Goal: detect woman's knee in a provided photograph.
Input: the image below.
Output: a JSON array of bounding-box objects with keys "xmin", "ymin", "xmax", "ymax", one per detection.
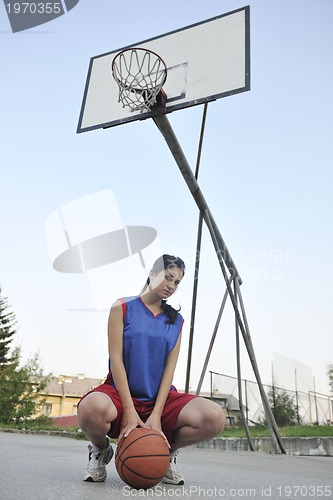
[
  {"xmin": 78, "ymin": 392, "xmax": 117, "ymax": 426},
  {"xmin": 208, "ymin": 402, "xmax": 225, "ymax": 434},
  {"xmin": 179, "ymin": 397, "xmax": 225, "ymax": 435},
  {"xmin": 197, "ymin": 399, "xmax": 225, "ymax": 435}
]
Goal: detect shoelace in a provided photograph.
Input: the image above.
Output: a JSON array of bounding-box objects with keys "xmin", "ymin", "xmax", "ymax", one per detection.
[
  {"xmin": 169, "ymin": 451, "xmax": 179, "ymax": 469},
  {"xmin": 88, "ymin": 448, "xmax": 99, "ymax": 461},
  {"xmin": 89, "ymin": 440, "xmax": 110, "ymax": 459}
]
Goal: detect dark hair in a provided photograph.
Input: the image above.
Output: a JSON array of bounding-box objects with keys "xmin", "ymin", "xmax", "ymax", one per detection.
[{"xmin": 141, "ymin": 254, "xmax": 185, "ymax": 324}]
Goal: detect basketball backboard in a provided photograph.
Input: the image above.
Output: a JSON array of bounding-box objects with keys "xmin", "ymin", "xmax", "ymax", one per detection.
[{"xmin": 77, "ymin": 6, "xmax": 250, "ymax": 133}]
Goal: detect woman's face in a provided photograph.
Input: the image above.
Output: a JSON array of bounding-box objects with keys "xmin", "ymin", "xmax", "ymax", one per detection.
[{"xmin": 149, "ymin": 266, "xmax": 184, "ymax": 299}]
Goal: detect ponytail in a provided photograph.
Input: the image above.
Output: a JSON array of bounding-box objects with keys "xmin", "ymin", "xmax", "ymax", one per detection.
[
  {"xmin": 140, "ymin": 277, "xmax": 150, "ymax": 294},
  {"xmin": 161, "ymin": 300, "xmax": 179, "ymax": 325}
]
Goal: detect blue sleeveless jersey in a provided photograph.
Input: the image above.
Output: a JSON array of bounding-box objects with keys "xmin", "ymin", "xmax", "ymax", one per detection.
[{"xmin": 112, "ymin": 296, "xmax": 184, "ymax": 401}]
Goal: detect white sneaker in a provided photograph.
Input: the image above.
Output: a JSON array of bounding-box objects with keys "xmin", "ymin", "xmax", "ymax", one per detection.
[
  {"xmin": 162, "ymin": 449, "xmax": 184, "ymax": 485},
  {"xmin": 83, "ymin": 441, "xmax": 114, "ymax": 482}
]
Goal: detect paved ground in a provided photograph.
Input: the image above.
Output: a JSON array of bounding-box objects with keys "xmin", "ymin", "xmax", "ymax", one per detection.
[{"xmin": 1, "ymin": 431, "xmax": 332, "ymax": 500}]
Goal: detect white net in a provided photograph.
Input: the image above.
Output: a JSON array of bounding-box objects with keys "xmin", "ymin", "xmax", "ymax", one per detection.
[{"xmin": 112, "ymin": 48, "xmax": 167, "ymax": 112}]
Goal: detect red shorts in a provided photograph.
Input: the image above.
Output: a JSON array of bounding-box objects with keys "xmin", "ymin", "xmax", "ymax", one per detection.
[{"xmin": 78, "ymin": 383, "xmax": 197, "ymax": 445}]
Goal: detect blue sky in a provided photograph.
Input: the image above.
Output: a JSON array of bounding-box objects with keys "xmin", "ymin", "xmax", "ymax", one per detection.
[{"xmin": 1, "ymin": 0, "xmax": 332, "ymax": 396}]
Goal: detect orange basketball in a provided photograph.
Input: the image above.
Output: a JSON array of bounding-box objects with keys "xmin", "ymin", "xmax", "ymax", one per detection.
[{"xmin": 115, "ymin": 427, "xmax": 170, "ymax": 489}]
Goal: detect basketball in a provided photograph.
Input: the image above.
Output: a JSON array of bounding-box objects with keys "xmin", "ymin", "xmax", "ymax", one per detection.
[{"xmin": 115, "ymin": 427, "xmax": 170, "ymax": 489}]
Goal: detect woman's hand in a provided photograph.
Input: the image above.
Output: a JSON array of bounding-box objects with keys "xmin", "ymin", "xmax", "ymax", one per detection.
[
  {"xmin": 144, "ymin": 413, "xmax": 170, "ymax": 448},
  {"xmin": 117, "ymin": 409, "xmax": 148, "ymax": 443}
]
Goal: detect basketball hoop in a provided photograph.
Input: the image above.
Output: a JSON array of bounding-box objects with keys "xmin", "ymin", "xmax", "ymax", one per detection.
[{"xmin": 111, "ymin": 48, "xmax": 168, "ymax": 113}]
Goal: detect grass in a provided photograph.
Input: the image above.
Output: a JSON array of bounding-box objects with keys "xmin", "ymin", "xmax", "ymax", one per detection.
[
  {"xmin": 221, "ymin": 425, "xmax": 333, "ymax": 438},
  {"xmin": 1, "ymin": 418, "xmax": 332, "ymax": 440}
]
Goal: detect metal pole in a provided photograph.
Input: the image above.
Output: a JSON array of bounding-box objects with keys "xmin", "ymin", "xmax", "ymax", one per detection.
[
  {"xmin": 245, "ymin": 378, "xmax": 249, "ymax": 424},
  {"xmin": 185, "ymin": 214, "xmax": 202, "ymax": 393},
  {"xmin": 185, "ymin": 103, "xmax": 208, "ymax": 393},
  {"xmin": 153, "ymin": 114, "xmax": 241, "ymax": 282},
  {"xmin": 234, "ymin": 279, "xmax": 255, "ymax": 451},
  {"xmin": 234, "ymin": 279, "xmax": 286, "ymax": 454},
  {"xmin": 195, "ymin": 284, "xmax": 230, "ymax": 395},
  {"xmin": 308, "ymin": 391, "xmax": 313, "ymax": 425},
  {"xmin": 295, "ymin": 369, "xmax": 300, "ymax": 425},
  {"xmin": 313, "ymin": 376, "xmax": 319, "ymax": 424},
  {"xmin": 153, "ymin": 113, "xmax": 286, "ymax": 454},
  {"xmin": 272, "ymin": 362, "xmax": 276, "ymax": 415},
  {"xmin": 194, "ymin": 104, "xmax": 208, "ymax": 180},
  {"xmin": 205, "ymin": 209, "xmax": 285, "ymax": 453}
]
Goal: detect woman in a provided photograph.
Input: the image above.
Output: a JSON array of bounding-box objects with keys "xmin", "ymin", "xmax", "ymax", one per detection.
[{"xmin": 77, "ymin": 254, "xmax": 225, "ymax": 484}]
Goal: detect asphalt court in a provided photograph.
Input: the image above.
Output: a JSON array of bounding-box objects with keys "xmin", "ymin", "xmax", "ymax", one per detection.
[{"xmin": 1, "ymin": 431, "xmax": 332, "ymax": 499}]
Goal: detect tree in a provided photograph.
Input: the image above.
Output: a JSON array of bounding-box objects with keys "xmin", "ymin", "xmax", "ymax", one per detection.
[
  {"xmin": 0, "ymin": 287, "xmax": 52, "ymax": 425},
  {"xmin": 265, "ymin": 387, "xmax": 300, "ymax": 427},
  {"xmin": 327, "ymin": 362, "xmax": 333, "ymax": 396},
  {"xmin": 0, "ymin": 287, "xmax": 17, "ymax": 367},
  {"xmin": 0, "ymin": 346, "xmax": 51, "ymax": 425}
]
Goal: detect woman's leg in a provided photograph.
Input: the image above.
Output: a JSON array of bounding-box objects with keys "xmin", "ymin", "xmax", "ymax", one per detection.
[
  {"xmin": 77, "ymin": 392, "xmax": 118, "ymax": 449},
  {"xmin": 162, "ymin": 397, "xmax": 225, "ymax": 485},
  {"xmin": 172, "ymin": 397, "xmax": 225, "ymax": 449}
]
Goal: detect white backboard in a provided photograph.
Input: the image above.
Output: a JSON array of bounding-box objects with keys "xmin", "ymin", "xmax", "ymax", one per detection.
[{"xmin": 77, "ymin": 6, "xmax": 250, "ymax": 133}]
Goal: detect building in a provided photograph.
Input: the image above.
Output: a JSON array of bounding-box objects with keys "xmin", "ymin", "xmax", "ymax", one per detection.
[
  {"xmin": 195, "ymin": 390, "xmax": 247, "ymax": 426},
  {"xmin": 38, "ymin": 374, "xmax": 105, "ymax": 427},
  {"xmin": 38, "ymin": 375, "xmax": 245, "ymax": 428}
]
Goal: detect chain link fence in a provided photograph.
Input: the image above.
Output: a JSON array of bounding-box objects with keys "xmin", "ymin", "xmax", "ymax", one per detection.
[{"xmin": 210, "ymin": 371, "xmax": 333, "ymax": 426}]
